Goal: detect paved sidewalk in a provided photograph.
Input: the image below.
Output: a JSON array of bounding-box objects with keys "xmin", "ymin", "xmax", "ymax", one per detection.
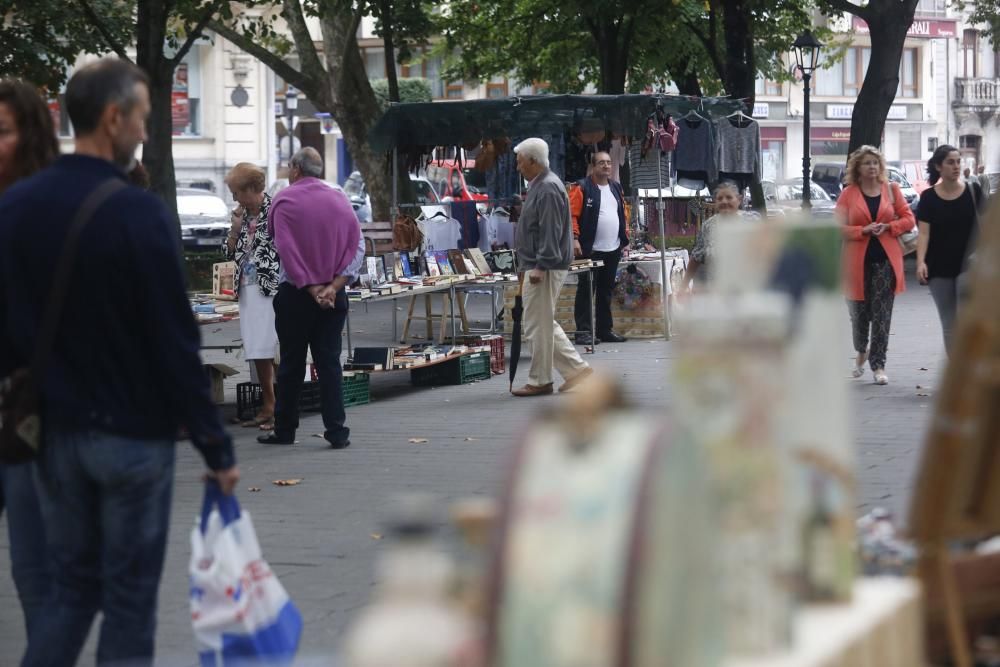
[{"xmin": 0, "ymin": 267, "xmax": 946, "ymax": 664}]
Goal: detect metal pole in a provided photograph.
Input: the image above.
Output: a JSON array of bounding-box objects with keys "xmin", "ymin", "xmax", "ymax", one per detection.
[
  {"xmin": 392, "ymin": 147, "xmax": 399, "ymax": 220},
  {"xmin": 656, "ymin": 141, "xmax": 671, "ymax": 341},
  {"xmin": 802, "ymin": 71, "xmax": 813, "ymax": 210}
]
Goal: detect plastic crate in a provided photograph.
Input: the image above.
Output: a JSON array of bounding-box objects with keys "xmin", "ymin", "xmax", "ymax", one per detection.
[
  {"xmin": 236, "ymin": 376, "xmax": 368, "ymax": 421},
  {"xmin": 464, "ymin": 335, "xmax": 505, "ymax": 375},
  {"xmin": 342, "ymin": 372, "xmax": 371, "ymax": 407},
  {"xmin": 410, "ymin": 352, "xmax": 492, "ymax": 386}
]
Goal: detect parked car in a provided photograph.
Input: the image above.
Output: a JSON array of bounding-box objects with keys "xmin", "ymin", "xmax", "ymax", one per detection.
[
  {"xmin": 761, "ymin": 179, "xmax": 837, "ymax": 219},
  {"xmin": 809, "ymin": 162, "xmax": 919, "ymax": 212},
  {"xmin": 889, "ymin": 160, "xmax": 930, "ymax": 194},
  {"xmin": 178, "ymin": 188, "xmax": 230, "ymax": 250},
  {"xmin": 345, "ymin": 171, "xmax": 447, "ymax": 222}
]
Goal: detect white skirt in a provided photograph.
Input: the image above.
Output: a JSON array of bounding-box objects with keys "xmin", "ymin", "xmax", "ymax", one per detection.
[{"xmin": 238, "ymin": 284, "xmax": 278, "ymax": 360}]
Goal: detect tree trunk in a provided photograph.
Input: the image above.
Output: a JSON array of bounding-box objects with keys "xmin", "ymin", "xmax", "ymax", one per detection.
[
  {"xmin": 142, "ymin": 72, "xmax": 181, "ymax": 227},
  {"xmin": 379, "ymin": 0, "xmax": 400, "ymax": 102},
  {"xmin": 668, "ymin": 55, "xmax": 704, "ymax": 97},
  {"xmin": 848, "ymin": 7, "xmax": 915, "ymax": 153},
  {"xmin": 136, "ymin": 0, "xmax": 179, "ymax": 228},
  {"xmin": 720, "ymin": 0, "xmax": 756, "ymax": 107},
  {"xmin": 321, "ymin": 12, "xmax": 398, "ymax": 221}
]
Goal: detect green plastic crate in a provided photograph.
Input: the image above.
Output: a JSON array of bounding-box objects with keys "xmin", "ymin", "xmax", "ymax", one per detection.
[
  {"xmin": 237, "ymin": 374, "xmax": 369, "ymax": 420},
  {"xmin": 342, "ymin": 372, "xmax": 371, "ymax": 407},
  {"xmin": 410, "ymin": 352, "xmax": 492, "ymax": 386}
]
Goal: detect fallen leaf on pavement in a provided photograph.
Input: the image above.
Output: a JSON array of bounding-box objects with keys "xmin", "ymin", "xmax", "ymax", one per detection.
[
  {"xmin": 370, "ymin": 533, "xmax": 383, "ymax": 540},
  {"xmin": 919, "ymin": 367, "xmax": 929, "ymax": 371},
  {"xmin": 248, "ymin": 487, "xmax": 261, "ymax": 492},
  {"xmin": 917, "ymin": 393, "xmax": 930, "ymax": 397},
  {"xmin": 273, "ymin": 478, "xmax": 303, "ymax": 486},
  {"xmin": 408, "ymin": 437, "xmax": 429, "ymax": 444}
]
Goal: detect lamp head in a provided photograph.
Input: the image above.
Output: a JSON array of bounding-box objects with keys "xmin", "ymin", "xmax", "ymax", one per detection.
[{"xmin": 793, "ymin": 30, "xmax": 823, "ymax": 74}]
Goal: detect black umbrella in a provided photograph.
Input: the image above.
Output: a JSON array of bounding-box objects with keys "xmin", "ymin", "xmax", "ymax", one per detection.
[{"xmin": 509, "ymin": 274, "xmax": 525, "ymax": 392}]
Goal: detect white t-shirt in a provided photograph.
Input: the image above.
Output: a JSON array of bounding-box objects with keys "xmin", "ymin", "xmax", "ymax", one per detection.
[{"xmin": 592, "ymin": 184, "xmax": 621, "ymax": 252}]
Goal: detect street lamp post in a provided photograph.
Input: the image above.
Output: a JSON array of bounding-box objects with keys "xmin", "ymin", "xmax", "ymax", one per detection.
[
  {"xmin": 285, "ymin": 86, "xmax": 299, "ymax": 168},
  {"xmin": 793, "ymin": 30, "xmax": 823, "ymax": 210}
]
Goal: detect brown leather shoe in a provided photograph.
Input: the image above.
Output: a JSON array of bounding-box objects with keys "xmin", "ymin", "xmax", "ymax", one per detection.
[
  {"xmin": 558, "ymin": 366, "xmax": 594, "ymax": 393},
  {"xmin": 511, "ymin": 383, "xmax": 554, "ymax": 397}
]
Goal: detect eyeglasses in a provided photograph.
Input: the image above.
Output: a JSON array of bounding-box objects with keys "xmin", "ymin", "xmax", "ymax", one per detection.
[{"xmin": 594, "ymin": 160, "xmax": 613, "ymax": 166}]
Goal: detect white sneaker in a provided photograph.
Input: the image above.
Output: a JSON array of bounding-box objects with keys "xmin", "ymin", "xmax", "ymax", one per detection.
[
  {"xmin": 852, "ymin": 351, "xmax": 868, "ymax": 378},
  {"xmin": 873, "ymin": 369, "xmax": 889, "ymax": 385}
]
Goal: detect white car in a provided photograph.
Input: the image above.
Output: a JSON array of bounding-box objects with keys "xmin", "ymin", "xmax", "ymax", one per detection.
[
  {"xmin": 178, "ymin": 189, "xmax": 230, "ymax": 250},
  {"xmin": 345, "ymin": 172, "xmax": 447, "ymax": 222}
]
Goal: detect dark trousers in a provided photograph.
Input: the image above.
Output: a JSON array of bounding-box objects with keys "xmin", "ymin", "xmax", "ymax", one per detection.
[
  {"xmin": 273, "ymin": 283, "xmax": 350, "ymax": 445},
  {"xmin": 574, "ymin": 248, "xmax": 621, "ymax": 335},
  {"xmin": 847, "ymin": 260, "xmax": 896, "ymax": 371}
]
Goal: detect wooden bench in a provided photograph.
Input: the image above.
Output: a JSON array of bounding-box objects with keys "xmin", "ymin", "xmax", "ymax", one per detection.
[{"xmin": 360, "ymin": 220, "xmax": 394, "ymax": 256}]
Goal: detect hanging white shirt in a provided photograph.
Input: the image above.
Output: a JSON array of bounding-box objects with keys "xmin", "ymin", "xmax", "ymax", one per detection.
[
  {"xmin": 421, "ymin": 216, "xmax": 462, "ymax": 251},
  {"xmin": 591, "ymin": 184, "xmax": 621, "ymax": 252}
]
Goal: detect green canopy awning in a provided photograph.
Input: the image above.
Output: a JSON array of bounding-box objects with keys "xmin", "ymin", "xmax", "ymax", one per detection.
[{"xmin": 368, "ymin": 94, "xmax": 746, "ymax": 153}]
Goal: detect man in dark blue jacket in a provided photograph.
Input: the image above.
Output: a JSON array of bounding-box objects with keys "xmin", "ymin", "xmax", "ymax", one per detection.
[
  {"xmin": 569, "ymin": 151, "xmax": 629, "ymax": 345},
  {"xmin": 0, "ymin": 58, "xmax": 239, "ymax": 666}
]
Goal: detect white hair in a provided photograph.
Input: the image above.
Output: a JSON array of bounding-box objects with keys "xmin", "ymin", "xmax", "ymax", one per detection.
[
  {"xmin": 513, "ymin": 138, "xmax": 550, "ymax": 169},
  {"xmin": 291, "ymin": 147, "xmax": 324, "ymax": 178}
]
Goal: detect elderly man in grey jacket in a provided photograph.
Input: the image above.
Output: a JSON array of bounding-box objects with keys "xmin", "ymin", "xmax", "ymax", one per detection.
[{"xmin": 511, "ymin": 138, "xmax": 593, "ymax": 397}]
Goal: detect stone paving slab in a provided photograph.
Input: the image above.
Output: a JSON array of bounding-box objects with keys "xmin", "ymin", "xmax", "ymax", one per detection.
[{"xmin": 0, "ymin": 267, "xmax": 947, "ymax": 663}]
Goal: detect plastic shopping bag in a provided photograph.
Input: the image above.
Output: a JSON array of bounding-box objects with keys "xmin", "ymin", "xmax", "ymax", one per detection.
[{"xmin": 190, "ymin": 481, "xmax": 303, "ymax": 666}]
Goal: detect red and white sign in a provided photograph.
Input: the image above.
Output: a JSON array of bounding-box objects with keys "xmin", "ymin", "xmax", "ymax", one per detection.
[
  {"xmin": 852, "ymin": 16, "xmax": 957, "ymax": 39},
  {"xmin": 760, "ymin": 127, "xmax": 787, "ymax": 141}
]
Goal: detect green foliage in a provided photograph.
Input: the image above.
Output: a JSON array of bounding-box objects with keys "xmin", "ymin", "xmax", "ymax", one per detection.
[
  {"xmin": 0, "ymin": 0, "xmax": 131, "ymax": 89},
  {"xmin": 964, "ymin": 0, "xmax": 1000, "ymax": 41},
  {"xmin": 371, "ymin": 78, "xmax": 433, "ymax": 108},
  {"xmin": 437, "ymin": 0, "xmax": 821, "ymax": 97}
]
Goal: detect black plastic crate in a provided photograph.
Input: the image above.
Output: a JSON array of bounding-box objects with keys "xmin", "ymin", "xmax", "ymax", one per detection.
[
  {"xmin": 236, "ymin": 376, "xmax": 368, "ymax": 420},
  {"xmin": 410, "ymin": 352, "xmax": 492, "ymax": 387}
]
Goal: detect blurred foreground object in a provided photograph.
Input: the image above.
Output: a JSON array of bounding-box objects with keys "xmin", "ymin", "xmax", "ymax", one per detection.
[
  {"xmin": 488, "ymin": 372, "xmax": 721, "ymax": 667},
  {"xmin": 910, "ymin": 193, "xmax": 1000, "ymax": 667},
  {"xmin": 343, "ymin": 495, "xmax": 481, "ymax": 667}
]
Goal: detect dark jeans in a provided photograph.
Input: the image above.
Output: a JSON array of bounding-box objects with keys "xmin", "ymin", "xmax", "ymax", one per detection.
[
  {"xmin": 273, "ymin": 283, "xmax": 350, "ymax": 445},
  {"xmin": 0, "ymin": 462, "xmax": 50, "ymax": 643},
  {"xmin": 574, "ymin": 248, "xmax": 622, "ymax": 335},
  {"xmin": 23, "ymin": 428, "xmax": 175, "ymax": 667}
]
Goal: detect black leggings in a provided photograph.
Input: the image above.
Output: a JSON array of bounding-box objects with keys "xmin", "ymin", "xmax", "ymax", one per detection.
[{"xmin": 848, "ymin": 260, "xmax": 896, "ymax": 370}]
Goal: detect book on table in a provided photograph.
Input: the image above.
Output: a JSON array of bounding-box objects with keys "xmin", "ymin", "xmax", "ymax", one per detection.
[
  {"xmin": 434, "ymin": 250, "xmax": 454, "ymax": 275},
  {"xmin": 448, "ymin": 249, "xmax": 470, "ymax": 275},
  {"xmin": 424, "ymin": 251, "xmax": 441, "ymax": 276},
  {"xmin": 467, "ymin": 248, "xmax": 492, "ymax": 275},
  {"xmin": 351, "ymin": 347, "xmax": 394, "ymax": 370}
]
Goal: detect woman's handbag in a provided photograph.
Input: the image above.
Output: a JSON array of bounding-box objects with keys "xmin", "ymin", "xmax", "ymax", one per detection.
[
  {"xmin": 0, "ymin": 179, "xmax": 124, "ymax": 464},
  {"xmin": 888, "ymin": 183, "xmax": 919, "ymax": 255}
]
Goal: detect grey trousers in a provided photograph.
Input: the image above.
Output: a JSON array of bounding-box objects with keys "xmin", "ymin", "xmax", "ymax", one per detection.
[{"xmin": 928, "ymin": 276, "xmax": 963, "ymax": 353}]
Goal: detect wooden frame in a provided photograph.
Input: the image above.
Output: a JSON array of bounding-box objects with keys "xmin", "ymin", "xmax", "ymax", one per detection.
[{"xmin": 909, "ymin": 196, "xmax": 1000, "ymax": 667}]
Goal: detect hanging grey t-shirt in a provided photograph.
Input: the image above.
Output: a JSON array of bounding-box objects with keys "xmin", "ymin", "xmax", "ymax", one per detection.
[
  {"xmin": 629, "ymin": 142, "xmax": 670, "ymax": 190},
  {"xmin": 717, "ymin": 118, "xmax": 761, "ymax": 180}
]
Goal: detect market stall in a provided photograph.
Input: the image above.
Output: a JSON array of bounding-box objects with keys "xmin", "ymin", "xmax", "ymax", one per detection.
[{"xmin": 368, "ymin": 93, "xmax": 757, "ymax": 340}]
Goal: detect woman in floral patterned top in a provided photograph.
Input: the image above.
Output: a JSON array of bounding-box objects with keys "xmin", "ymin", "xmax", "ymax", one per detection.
[
  {"xmin": 225, "ymin": 163, "xmax": 281, "ymax": 428},
  {"xmin": 683, "ymin": 182, "xmax": 748, "ymax": 288}
]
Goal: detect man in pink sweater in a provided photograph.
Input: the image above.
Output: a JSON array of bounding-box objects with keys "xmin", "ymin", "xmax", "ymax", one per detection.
[{"xmin": 258, "ymin": 147, "xmax": 364, "ymax": 447}]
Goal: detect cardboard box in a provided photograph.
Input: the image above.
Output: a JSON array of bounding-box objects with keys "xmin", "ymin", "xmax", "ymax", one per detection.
[{"xmin": 212, "ymin": 262, "xmax": 236, "ymax": 297}]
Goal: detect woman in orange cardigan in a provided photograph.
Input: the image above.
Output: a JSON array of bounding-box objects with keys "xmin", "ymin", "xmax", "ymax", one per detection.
[{"xmin": 836, "ymin": 146, "xmax": 915, "ymax": 385}]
